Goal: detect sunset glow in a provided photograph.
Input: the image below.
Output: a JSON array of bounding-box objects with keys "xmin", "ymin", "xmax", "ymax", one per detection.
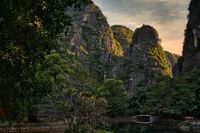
[{"xmin": 93, "ymin": 0, "xmax": 190, "ymax": 55}]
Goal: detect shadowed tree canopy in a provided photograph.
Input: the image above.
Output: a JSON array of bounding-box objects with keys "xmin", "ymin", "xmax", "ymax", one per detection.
[{"xmin": 0, "ymin": 0, "xmax": 91, "ymax": 120}]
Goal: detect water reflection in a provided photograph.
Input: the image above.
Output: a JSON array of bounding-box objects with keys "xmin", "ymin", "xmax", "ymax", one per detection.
[
  {"xmin": 12, "ymin": 122, "xmax": 199, "ymax": 133},
  {"xmin": 112, "ymin": 123, "xmax": 186, "ymax": 133}
]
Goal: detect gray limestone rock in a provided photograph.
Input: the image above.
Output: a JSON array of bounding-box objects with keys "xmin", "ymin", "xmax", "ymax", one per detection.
[
  {"xmin": 182, "ymin": 0, "xmax": 200, "ymax": 72},
  {"xmin": 128, "ymin": 25, "xmax": 172, "ymax": 91}
]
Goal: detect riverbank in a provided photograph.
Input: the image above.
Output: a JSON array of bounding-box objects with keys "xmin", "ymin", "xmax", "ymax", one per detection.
[
  {"xmin": 0, "ymin": 117, "xmax": 200, "ymax": 133},
  {"xmin": 111, "ymin": 116, "xmax": 200, "ymax": 132},
  {"xmin": 0, "ymin": 122, "xmax": 65, "ymax": 133}
]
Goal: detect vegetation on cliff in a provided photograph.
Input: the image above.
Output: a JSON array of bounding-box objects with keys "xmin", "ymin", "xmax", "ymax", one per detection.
[
  {"xmin": 66, "ymin": 3, "xmax": 123, "ymax": 80},
  {"xmin": 164, "ymin": 51, "xmax": 180, "ymax": 68},
  {"xmin": 128, "ymin": 25, "xmax": 172, "ymax": 91},
  {"xmin": 148, "ymin": 45, "xmax": 172, "ymax": 76},
  {"xmin": 111, "ymin": 25, "xmax": 133, "ymax": 54}
]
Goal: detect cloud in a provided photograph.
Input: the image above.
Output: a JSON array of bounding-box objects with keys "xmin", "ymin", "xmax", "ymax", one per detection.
[
  {"xmin": 93, "ymin": 0, "xmax": 190, "ymax": 55},
  {"xmin": 94, "ymin": 0, "xmax": 189, "ymax": 24}
]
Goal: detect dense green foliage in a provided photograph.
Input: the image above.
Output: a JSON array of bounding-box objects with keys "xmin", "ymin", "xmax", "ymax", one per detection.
[
  {"xmin": 131, "ymin": 69, "xmax": 200, "ymax": 117},
  {"xmin": 96, "ymin": 129, "xmax": 113, "ymax": 133},
  {"xmin": 111, "ymin": 25, "xmax": 133, "ymax": 52},
  {"xmin": 0, "ymin": 1, "xmax": 130, "ymax": 132},
  {"xmin": 60, "ymin": 87, "xmax": 108, "ymax": 133},
  {"xmin": 0, "ymin": 0, "xmax": 91, "ymax": 121},
  {"xmin": 0, "ymin": 0, "xmax": 60, "ymax": 121},
  {"xmin": 96, "ymin": 79, "xmax": 131, "ymax": 116},
  {"xmin": 148, "ymin": 45, "xmax": 172, "ymax": 76}
]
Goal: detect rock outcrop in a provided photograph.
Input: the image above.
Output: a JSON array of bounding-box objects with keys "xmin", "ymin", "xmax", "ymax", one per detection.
[
  {"xmin": 183, "ymin": 0, "xmax": 200, "ymax": 72},
  {"xmin": 66, "ymin": 3, "xmax": 123, "ymax": 78},
  {"xmin": 164, "ymin": 51, "xmax": 180, "ymax": 76},
  {"xmin": 111, "ymin": 25, "xmax": 134, "ymax": 55},
  {"xmin": 128, "ymin": 25, "xmax": 172, "ymax": 91},
  {"xmin": 173, "ymin": 57, "xmax": 184, "ymax": 76},
  {"xmin": 164, "ymin": 51, "xmax": 180, "ymax": 67}
]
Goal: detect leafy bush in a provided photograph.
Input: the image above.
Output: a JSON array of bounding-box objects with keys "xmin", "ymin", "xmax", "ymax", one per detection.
[
  {"xmin": 96, "ymin": 79, "xmax": 131, "ymax": 116},
  {"xmin": 96, "ymin": 129, "xmax": 113, "ymax": 133},
  {"xmin": 132, "ymin": 69, "xmax": 200, "ymax": 117}
]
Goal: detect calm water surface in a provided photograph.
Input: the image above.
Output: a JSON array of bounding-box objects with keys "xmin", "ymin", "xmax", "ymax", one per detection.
[
  {"xmin": 112, "ymin": 123, "xmax": 187, "ymax": 133},
  {"xmin": 27, "ymin": 123, "xmax": 192, "ymax": 133}
]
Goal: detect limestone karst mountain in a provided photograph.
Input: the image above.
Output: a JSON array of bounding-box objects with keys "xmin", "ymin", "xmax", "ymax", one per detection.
[
  {"xmin": 66, "ymin": 2, "xmax": 123, "ymax": 78},
  {"xmin": 60, "ymin": 1, "xmax": 174, "ymax": 93},
  {"xmin": 128, "ymin": 25, "xmax": 172, "ymax": 91},
  {"xmin": 111, "ymin": 25, "xmax": 172, "ymax": 91},
  {"xmin": 183, "ymin": 0, "xmax": 200, "ymax": 72}
]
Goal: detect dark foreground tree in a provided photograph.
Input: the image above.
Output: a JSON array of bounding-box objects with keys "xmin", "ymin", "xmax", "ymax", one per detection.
[{"xmin": 0, "ymin": 0, "xmax": 91, "ymax": 121}]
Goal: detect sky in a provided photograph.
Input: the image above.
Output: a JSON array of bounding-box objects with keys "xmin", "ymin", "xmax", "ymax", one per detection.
[{"xmin": 93, "ymin": 0, "xmax": 190, "ymax": 55}]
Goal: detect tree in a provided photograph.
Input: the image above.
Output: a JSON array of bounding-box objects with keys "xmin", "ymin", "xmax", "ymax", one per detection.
[
  {"xmin": 134, "ymin": 69, "xmax": 200, "ymax": 117},
  {"xmin": 0, "ymin": 0, "xmax": 90, "ymax": 121},
  {"xmin": 55, "ymin": 88, "xmax": 108, "ymax": 133},
  {"xmin": 96, "ymin": 79, "xmax": 131, "ymax": 116}
]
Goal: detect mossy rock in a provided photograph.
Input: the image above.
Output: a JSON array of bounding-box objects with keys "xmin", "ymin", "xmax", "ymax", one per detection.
[{"xmin": 111, "ymin": 25, "xmax": 134, "ymax": 53}]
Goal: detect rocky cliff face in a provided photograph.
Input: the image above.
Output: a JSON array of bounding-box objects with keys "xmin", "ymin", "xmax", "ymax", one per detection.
[
  {"xmin": 164, "ymin": 51, "xmax": 180, "ymax": 75},
  {"xmin": 35, "ymin": 2, "xmax": 125, "ymax": 120},
  {"xmin": 164, "ymin": 51, "xmax": 180, "ymax": 67},
  {"xmin": 65, "ymin": 3, "xmax": 172, "ymax": 92},
  {"xmin": 128, "ymin": 25, "xmax": 172, "ymax": 91},
  {"xmin": 183, "ymin": 0, "xmax": 200, "ymax": 72},
  {"xmin": 111, "ymin": 25, "xmax": 134, "ymax": 55},
  {"xmin": 173, "ymin": 57, "xmax": 184, "ymax": 76},
  {"xmin": 66, "ymin": 3, "xmax": 123, "ymax": 78}
]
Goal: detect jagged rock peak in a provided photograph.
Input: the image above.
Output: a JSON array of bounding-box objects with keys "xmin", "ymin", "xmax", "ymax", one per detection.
[
  {"xmin": 66, "ymin": 2, "xmax": 123, "ymax": 57},
  {"xmin": 182, "ymin": 0, "xmax": 200, "ymax": 72},
  {"xmin": 130, "ymin": 25, "xmax": 159, "ymax": 48},
  {"xmin": 65, "ymin": 2, "xmax": 124, "ymax": 79},
  {"xmin": 128, "ymin": 25, "xmax": 172, "ymax": 92}
]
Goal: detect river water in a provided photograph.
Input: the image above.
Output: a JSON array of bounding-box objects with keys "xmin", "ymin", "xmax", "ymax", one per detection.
[
  {"xmin": 111, "ymin": 123, "xmax": 187, "ymax": 133},
  {"xmin": 26, "ymin": 122, "xmax": 190, "ymax": 133}
]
